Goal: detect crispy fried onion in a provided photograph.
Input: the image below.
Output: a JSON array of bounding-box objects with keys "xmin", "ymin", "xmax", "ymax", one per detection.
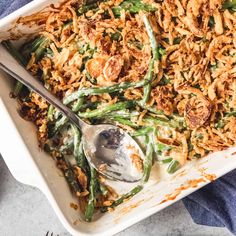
[
  {"xmin": 86, "ymin": 56, "xmax": 108, "ymax": 78},
  {"xmin": 208, "ymin": 76, "xmax": 236, "ymax": 110},
  {"xmin": 103, "ymin": 55, "xmax": 124, "ymax": 81},
  {"xmin": 86, "ymin": 55, "xmax": 123, "ymax": 83},
  {"xmin": 185, "ymin": 96, "xmax": 212, "ymax": 129},
  {"xmin": 191, "ymin": 117, "xmax": 236, "ymax": 153},
  {"xmin": 152, "ymin": 84, "xmax": 175, "ymax": 115},
  {"xmin": 123, "ymin": 28, "xmax": 151, "ymax": 59}
]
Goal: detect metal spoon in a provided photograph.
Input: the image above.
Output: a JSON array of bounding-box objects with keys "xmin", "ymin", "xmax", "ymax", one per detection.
[{"xmin": 0, "ymin": 45, "xmax": 144, "ymax": 182}]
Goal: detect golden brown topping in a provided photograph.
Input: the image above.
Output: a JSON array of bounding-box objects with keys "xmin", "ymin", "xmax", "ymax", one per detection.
[
  {"xmin": 86, "ymin": 56, "xmax": 108, "ymax": 78},
  {"xmin": 79, "ymin": 19, "xmax": 96, "ymax": 43},
  {"xmin": 152, "ymin": 85, "xmax": 175, "ymax": 115},
  {"xmin": 103, "ymin": 55, "xmax": 124, "ymax": 82},
  {"xmin": 102, "ymin": 201, "xmax": 113, "ymax": 207},
  {"xmin": 213, "ymin": 10, "xmax": 224, "ymax": 35},
  {"xmin": 70, "ymin": 202, "xmax": 78, "ymax": 210},
  {"xmin": 74, "ymin": 166, "xmax": 88, "ymax": 192},
  {"xmin": 185, "ymin": 96, "xmax": 212, "ymax": 129},
  {"xmin": 97, "ymin": 36, "xmax": 112, "ymax": 55},
  {"xmin": 130, "ymin": 153, "xmax": 143, "ymax": 171},
  {"xmin": 123, "ymin": 28, "xmax": 151, "ymax": 59}
]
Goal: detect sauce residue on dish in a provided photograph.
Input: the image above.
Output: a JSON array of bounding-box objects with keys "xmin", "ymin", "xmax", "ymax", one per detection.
[
  {"xmin": 171, "ymin": 169, "xmax": 187, "ymax": 180},
  {"xmin": 198, "ymin": 167, "xmax": 217, "ymax": 182},
  {"xmin": 197, "ymin": 159, "xmax": 209, "ymax": 167},
  {"xmin": 70, "ymin": 202, "xmax": 79, "ymax": 210},
  {"xmin": 158, "ymin": 178, "xmax": 206, "ymax": 205},
  {"xmin": 119, "ymin": 199, "xmax": 145, "ymax": 215},
  {"xmin": 158, "ymin": 167, "xmax": 217, "ymax": 205},
  {"xmin": 114, "ymin": 199, "xmax": 145, "ymax": 223}
]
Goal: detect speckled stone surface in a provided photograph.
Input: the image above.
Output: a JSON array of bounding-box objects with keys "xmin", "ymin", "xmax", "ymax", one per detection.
[{"xmin": 0, "ymin": 156, "xmax": 232, "ymax": 236}]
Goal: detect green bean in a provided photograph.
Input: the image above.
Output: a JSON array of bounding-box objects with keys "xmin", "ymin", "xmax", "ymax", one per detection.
[
  {"xmin": 100, "ymin": 185, "xmax": 143, "ymax": 212},
  {"xmin": 86, "ymin": 72, "xmax": 97, "ymax": 84},
  {"xmin": 112, "ymin": 0, "xmax": 156, "ymax": 17},
  {"xmin": 78, "ymin": 1, "xmax": 100, "ymax": 15},
  {"xmin": 78, "ymin": 101, "xmax": 134, "ymax": 118},
  {"xmin": 48, "ymin": 115, "xmax": 68, "ymax": 138},
  {"xmin": 158, "ymin": 75, "xmax": 170, "ymax": 86},
  {"xmin": 72, "ymin": 125, "xmax": 82, "ymax": 156},
  {"xmin": 2, "ymin": 41, "xmax": 27, "ymax": 97},
  {"xmin": 146, "ymin": 114, "xmax": 186, "ymax": 129},
  {"xmin": 63, "ymin": 80, "xmax": 148, "ymax": 105},
  {"xmin": 143, "ymin": 15, "xmax": 159, "ymax": 59},
  {"xmin": 45, "ymin": 147, "xmax": 82, "ymax": 194},
  {"xmin": 173, "ymin": 37, "xmax": 182, "ymax": 45},
  {"xmin": 77, "ymin": 142, "xmax": 89, "ymax": 172},
  {"xmin": 12, "ymin": 82, "xmax": 24, "ymax": 98},
  {"xmin": 71, "ymin": 125, "xmax": 88, "ymax": 172},
  {"xmin": 214, "ymin": 113, "xmax": 235, "ymax": 129},
  {"xmin": 59, "ymin": 138, "xmax": 74, "ymax": 154},
  {"xmin": 222, "ymin": 0, "xmax": 236, "ymax": 11},
  {"xmin": 215, "ymin": 119, "xmax": 226, "ymax": 129},
  {"xmin": 99, "ymin": 183, "xmax": 109, "ymax": 196},
  {"xmin": 60, "ymin": 157, "xmax": 82, "ymax": 195},
  {"xmin": 143, "ymin": 116, "xmax": 179, "ymax": 128},
  {"xmin": 161, "ymin": 158, "xmax": 173, "ymax": 164},
  {"xmin": 72, "ymin": 97, "xmax": 85, "ymax": 113},
  {"xmin": 142, "ymin": 136, "xmax": 154, "ymax": 183},
  {"xmin": 140, "ymin": 59, "xmax": 155, "ymax": 106},
  {"xmin": 111, "ymin": 32, "xmax": 122, "ymax": 41},
  {"xmin": 171, "ymin": 115, "xmax": 187, "ymax": 129},
  {"xmin": 136, "ymin": 101, "xmax": 165, "ymax": 116},
  {"xmin": 2, "ymin": 41, "xmax": 27, "ymax": 66},
  {"xmin": 109, "ymin": 116, "xmax": 139, "ymax": 128},
  {"xmin": 24, "ymin": 36, "xmax": 49, "ymax": 60},
  {"xmin": 46, "ymin": 144, "xmax": 82, "ymax": 194},
  {"xmin": 132, "ymin": 127, "xmax": 153, "ymax": 137},
  {"xmin": 73, "ymin": 101, "xmax": 99, "ymax": 113},
  {"xmin": 105, "ymin": 110, "xmax": 139, "ymax": 119},
  {"xmin": 151, "ymin": 129, "xmax": 172, "ymax": 154},
  {"xmin": 158, "ymin": 47, "xmax": 166, "ymax": 56},
  {"xmin": 193, "ymin": 153, "xmax": 202, "ymax": 159},
  {"xmin": 154, "ymin": 142, "xmax": 172, "ymax": 154},
  {"xmin": 226, "ymin": 111, "xmax": 236, "ymax": 117},
  {"xmin": 34, "ymin": 37, "xmax": 50, "ymax": 61},
  {"xmin": 47, "ymin": 105, "xmax": 54, "ymax": 121},
  {"xmin": 209, "ymin": 16, "xmax": 215, "ymax": 28},
  {"xmin": 54, "ymin": 115, "xmax": 68, "ymax": 130},
  {"xmin": 72, "ymin": 128, "xmax": 97, "ymax": 221},
  {"xmin": 167, "ymin": 160, "xmax": 180, "ymax": 174},
  {"xmin": 20, "ymin": 36, "xmax": 49, "ymax": 61},
  {"xmin": 140, "ymin": 15, "xmax": 159, "ymax": 106},
  {"xmin": 85, "ymin": 166, "xmax": 97, "ymax": 222}
]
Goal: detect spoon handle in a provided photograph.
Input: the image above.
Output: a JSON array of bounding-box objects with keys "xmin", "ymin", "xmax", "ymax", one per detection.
[{"xmin": 0, "ymin": 45, "xmax": 87, "ymax": 130}]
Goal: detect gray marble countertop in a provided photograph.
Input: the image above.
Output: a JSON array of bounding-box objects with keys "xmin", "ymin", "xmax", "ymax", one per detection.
[{"xmin": 0, "ymin": 156, "xmax": 232, "ymax": 236}]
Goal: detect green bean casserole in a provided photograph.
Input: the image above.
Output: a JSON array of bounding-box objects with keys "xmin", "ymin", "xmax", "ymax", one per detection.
[{"xmin": 2, "ymin": 0, "xmax": 236, "ymax": 221}]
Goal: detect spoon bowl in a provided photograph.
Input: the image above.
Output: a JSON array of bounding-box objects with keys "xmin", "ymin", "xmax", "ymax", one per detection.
[{"xmin": 82, "ymin": 124, "xmax": 144, "ymax": 182}]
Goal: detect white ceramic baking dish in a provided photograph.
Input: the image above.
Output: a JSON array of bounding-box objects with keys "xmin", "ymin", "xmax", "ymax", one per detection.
[{"xmin": 0, "ymin": 1, "xmax": 236, "ymax": 235}]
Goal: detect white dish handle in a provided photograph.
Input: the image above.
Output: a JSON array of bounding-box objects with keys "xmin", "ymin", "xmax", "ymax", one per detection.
[{"xmin": 0, "ymin": 99, "xmax": 44, "ymax": 188}]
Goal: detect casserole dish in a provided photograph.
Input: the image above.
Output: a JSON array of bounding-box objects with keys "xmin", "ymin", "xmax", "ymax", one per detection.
[{"xmin": 0, "ymin": 1, "xmax": 236, "ymax": 235}]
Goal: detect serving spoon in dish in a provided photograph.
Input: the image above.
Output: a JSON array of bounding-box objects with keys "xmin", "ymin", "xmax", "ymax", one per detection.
[{"xmin": 0, "ymin": 45, "xmax": 144, "ymax": 182}]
